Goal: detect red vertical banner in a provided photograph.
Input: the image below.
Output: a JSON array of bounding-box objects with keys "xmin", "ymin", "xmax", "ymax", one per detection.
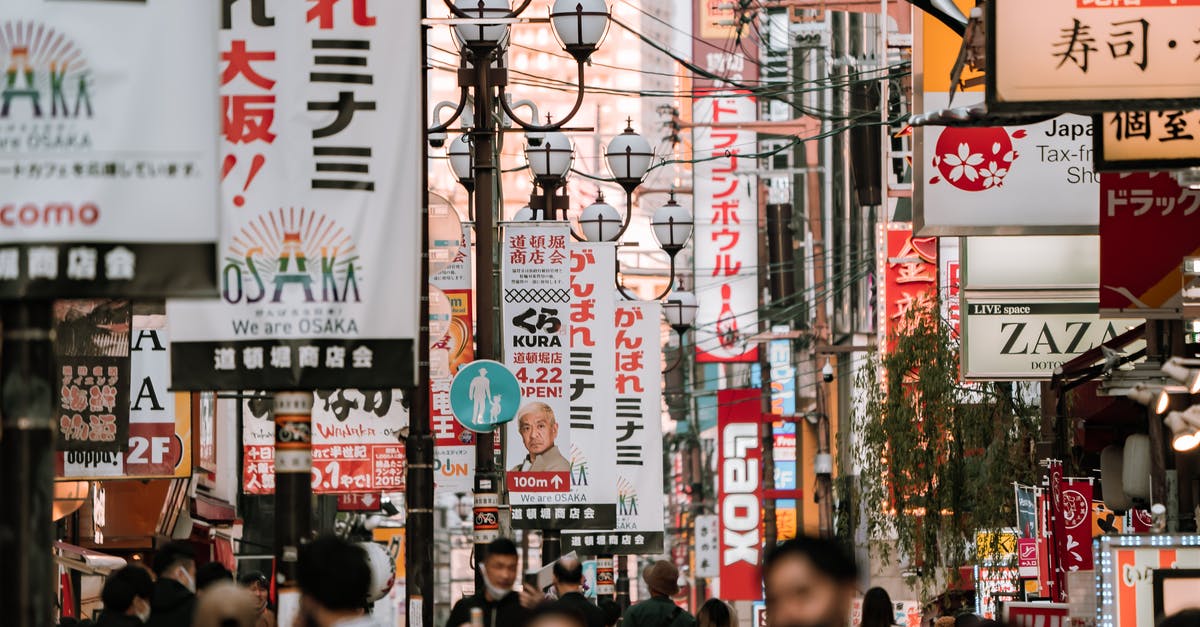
[
  {"xmin": 1047, "ymin": 461, "xmax": 1067, "ymax": 601},
  {"xmin": 717, "ymin": 388, "xmax": 764, "ymax": 601},
  {"xmin": 878, "ymin": 224, "xmax": 938, "ymax": 353},
  {"xmin": 1055, "ymin": 473, "xmax": 1095, "ymax": 574}
]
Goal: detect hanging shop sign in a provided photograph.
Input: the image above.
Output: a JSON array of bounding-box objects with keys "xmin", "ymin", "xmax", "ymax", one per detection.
[
  {"xmin": 961, "ymin": 295, "xmax": 1141, "ymax": 380},
  {"xmin": 717, "ymin": 388, "xmax": 764, "ymax": 601},
  {"xmin": 54, "ymin": 300, "xmax": 132, "ymax": 452},
  {"xmin": 986, "ymin": 2, "xmax": 1200, "ymax": 114},
  {"xmin": 940, "ymin": 238, "xmax": 961, "ymax": 337},
  {"xmin": 1095, "ymin": 110, "xmax": 1200, "ymax": 171},
  {"xmin": 914, "ymin": 7, "xmax": 1098, "ymax": 235},
  {"xmin": 1096, "ymin": 534, "xmax": 1200, "ymax": 627},
  {"xmin": 694, "ymin": 514, "xmax": 720, "ymax": 579},
  {"xmin": 242, "ymin": 394, "xmax": 275, "ymax": 495},
  {"xmin": 961, "ymin": 236, "xmax": 1099, "ymax": 291},
  {"xmin": 1100, "ymin": 172, "xmax": 1200, "ymax": 318},
  {"xmin": 56, "ymin": 314, "xmax": 192, "ymax": 480},
  {"xmin": 878, "ymin": 224, "xmax": 938, "ymax": 352},
  {"xmin": 563, "ymin": 300, "xmax": 664, "ymax": 552},
  {"xmin": 1002, "ymin": 603, "xmax": 1068, "ymax": 627},
  {"xmin": 167, "ymin": 0, "xmax": 420, "ymax": 391},
  {"xmin": 975, "ymin": 566, "xmax": 1020, "ymax": 622},
  {"xmin": 431, "ymin": 226, "xmax": 476, "ymax": 494},
  {"xmin": 508, "ymin": 240, "xmax": 618, "ymax": 531},
  {"xmin": 0, "ymin": 1, "xmax": 218, "ymax": 299}
]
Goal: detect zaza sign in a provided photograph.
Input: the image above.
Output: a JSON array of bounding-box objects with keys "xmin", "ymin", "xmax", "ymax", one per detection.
[
  {"xmin": 717, "ymin": 389, "xmax": 763, "ymax": 601},
  {"xmin": 961, "ymin": 296, "xmax": 1141, "ymax": 380}
]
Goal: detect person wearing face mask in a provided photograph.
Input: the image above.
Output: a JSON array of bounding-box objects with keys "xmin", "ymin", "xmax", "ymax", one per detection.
[
  {"xmin": 96, "ymin": 566, "xmax": 155, "ymax": 626},
  {"xmin": 445, "ymin": 538, "xmax": 535, "ymax": 627},
  {"xmin": 762, "ymin": 536, "xmax": 859, "ymax": 627},
  {"xmin": 146, "ymin": 540, "xmax": 198, "ymax": 627}
]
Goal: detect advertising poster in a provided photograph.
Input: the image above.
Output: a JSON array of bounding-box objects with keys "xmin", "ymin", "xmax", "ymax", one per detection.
[
  {"xmin": 242, "ymin": 395, "xmax": 275, "ymax": 495},
  {"xmin": 56, "ymin": 313, "xmax": 192, "ymax": 479},
  {"xmin": 717, "ymin": 388, "xmax": 764, "ymax": 601},
  {"xmin": 0, "ymin": 1, "xmax": 218, "ymax": 298},
  {"xmin": 54, "ymin": 300, "xmax": 131, "ymax": 452},
  {"xmin": 563, "ymin": 301, "xmax": 664, "ymax": 552},
  {"xmin": 879, "ymin": 224, "xmax": 938, "ymax": 352},
  {"xmin": 431, "ymin": 226, "xmax": 476, "ymax": 494},
  {"xmin": 168, "ymin": 0, "xmax": 420, "ymax": 391}
]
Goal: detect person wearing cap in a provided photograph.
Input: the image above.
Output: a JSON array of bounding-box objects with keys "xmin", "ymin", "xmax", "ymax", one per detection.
[
  {"xmin": 238, "ymin": 571, "xmax": 276, "ymax": 627},
  {"xmin": 146, "ymin": 540, "xmax": 198, "ymax": 627},
  {"xmin": 621, "ymin": 561, "xmax": 696, "ymax": 627}
]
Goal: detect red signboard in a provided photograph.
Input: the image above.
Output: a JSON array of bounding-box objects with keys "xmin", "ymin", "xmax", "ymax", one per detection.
[
  {"xmin": 717, "ymin": 388, "xmax": 764, "ymax": 601},
  {"xmin": 1100, "ymin": 172, "xmax": 1200, "ymax": 316},
  {"xmin": 879, "ymin": 224, "xmax": 938, "ymax": 352},
  {"xmin": 337, "ymin": 492, "xmax": 383, "ymax": 512}
]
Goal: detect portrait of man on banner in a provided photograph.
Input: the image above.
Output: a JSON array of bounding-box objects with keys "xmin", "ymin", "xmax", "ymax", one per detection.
[{"xmin": 509, "ymin": 401, "xmax": 570, "ymax": 473}]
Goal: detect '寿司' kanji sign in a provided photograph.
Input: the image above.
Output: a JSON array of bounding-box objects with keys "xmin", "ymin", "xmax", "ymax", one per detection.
[
  {"xmin": 1101, "ymin": 172, "xmax": 1200, "ymax": 317},
  {"xmin": 878, "ymin": 224, "xmax": 938, "ymax": 352}
]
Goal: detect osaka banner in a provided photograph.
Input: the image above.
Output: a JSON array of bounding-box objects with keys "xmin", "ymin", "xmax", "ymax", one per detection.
[
  {"xmin": 692, "ymin": 0, "xmax": 758, "ymax": 364},
  {"xmin": 431, "ymin": 226, "xmax": 475, "ymax": 495},
  {"xmin": 0, "ymin": 1, "xmax": 218, "ymax": 299},
  {"xmin": 506, "ymin": 234, "xmax": 618, "ymax": 530},
  {"xmin": 718, "ymin": 388, "xmax": 764, "ymax": 601},
  {"xmin": 55, "ymin": 300, "xmax": 131, "ymax": 452},
  {"xmin": 564, "ymin": 300, "xmax": 665, "ymax": 553},
  {"xmin": 167, "ymin": 1, "xmax": 420, "ymax": 390},
  {"xmin": 56, "ymin": 312, "xmax": 192, "ymax": 479}
]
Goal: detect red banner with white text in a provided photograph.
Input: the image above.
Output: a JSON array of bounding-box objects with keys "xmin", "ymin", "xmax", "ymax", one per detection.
[{"xmin": 718, "ymin": 388, "xmax": 764, "ymax": 600}]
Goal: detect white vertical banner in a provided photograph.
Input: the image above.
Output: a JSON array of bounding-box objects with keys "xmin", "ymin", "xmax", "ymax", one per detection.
[
  {"xmin": 694, "ymin": 514, "xmax": 720, "ymax": 578},
  {"xmin": 431, "ymin": 225, "xmax": 476, "ymax": 495},
  {"xmin": 564, "ymin": 300, "xmax": 665, "ymax": 553},
  {"xmin": 692, "ymin": 95, "xmax": 759, "ymax": 363}
]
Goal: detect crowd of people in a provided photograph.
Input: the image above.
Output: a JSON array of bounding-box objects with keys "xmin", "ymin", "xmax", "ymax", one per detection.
[{"xmin": 67, "ymin": 534, "xmax": 1200, "ymax": 627}]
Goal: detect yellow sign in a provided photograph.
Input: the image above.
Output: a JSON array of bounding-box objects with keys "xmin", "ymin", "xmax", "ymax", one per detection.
[
  {"xmin": 1097, "ymin": 111, "xmax": 1200, "ymax": 170},
  {"xmin": 976, "ymin": 530, "xmax": 1017, "ymax": 560},
  {"xmin": 372, "ymin": 527, "xmax": 406, "ymax": 579}
]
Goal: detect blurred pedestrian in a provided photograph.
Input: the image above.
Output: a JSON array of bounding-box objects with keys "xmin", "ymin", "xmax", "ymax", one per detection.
[
  {"xmin": 239, "ymin": 571, "xmax": 276, "ymax": 627},
  {"xmin": 525, "ymin": 604, "xmax": 587, "ymax": 627},
  {"xmin": 761, "ymin": 536, "xmax": 858, "ymax": 627},
  {"xmin": 697, "ymin": 599, "xmax": 734, "ymax": 627},
  {"xmin": 954, "ymin": 614, "xmax": 981, "ymax": 627},
  {"xmin": 552, "ymin": 557, "xmax": 606, "ymax": 627},
  {"xmin": 196, "ymin": 562, "xmax": 233, "ymax": 594},
  {"xmin": 445, "ymin": 538, "xmax": 532, "ymax": 627},
  {"xmin": 193, "ymin": 582, "xmax": 259, "ymax": 627},
  {"xmin": 1160, "ymin": 610, "xmax": 1200, "ymax": 627},
  {"xmin": 146, "ymin": 540, "xmax": 198, "ymax": 627},
  {"xmin": 95, "ymin": 565, "xmax": 155, "ymax": 627},
  {"xmin": 860, "ymin": 588, "xmax": 897, "ymax": 627},
  {"xmin": 621, "ymin": 561, "xmax": 695, "ymax": 627},
  {"xmin": 295, "ymin": 535, "xmax": 380, "ymax": 627},
  {"xmin": 597, "ymin": 600, "xmax": 621, "ymax": 627}
]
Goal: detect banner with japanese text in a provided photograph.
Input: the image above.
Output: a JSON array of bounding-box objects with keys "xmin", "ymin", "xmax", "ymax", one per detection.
[
  {"xmin": 56, "ymin": 312, "xmax": 192, "ymax": 479},
  {"xmin": 167, "ymin": 0, "xmax": 420, "ymax": 390},
  {"xmin": 506, "ymin": 234, "xmax": 618, "ymax": 529},
  {"xmin": 431, "ymin": 226, "xmax": 475, "ymax": 495},
  {"xmin": 1057, "ymin": 478, "xmax": 1094, "ymax": 572},
  {"xmin": 54, "ymin": 300, "xmax": 131, "ymax": 452},
  {"xmin": 718, "ymin": 388, "xmax": 765, "ymax": 600},
  {"xmin": 563, "ymin": 300, "xmax": 664, "ymax": 553},
  {"xmin": 879, "ymin": 224, "xmax": 938, "ymax": 352},
  {"xmin": 0, "ymin": 1, "xmax": 218, "ymax": 299}
]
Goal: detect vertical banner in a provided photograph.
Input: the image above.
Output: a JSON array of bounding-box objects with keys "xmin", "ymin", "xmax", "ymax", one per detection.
[
  {"xmin": 167, "ymin": 0, "xmax": 420, "ymax": 390},
  {"xmin": 767, "ymin": 331, "xmax": 797, "ymax": 540},
  {"xmin": 0, "ymin": 1, "xmax": 218, "ymax": 298},
  {"xmin": 718, "ymin": 388, "xmax": 764, "ymax": 601},
  {"xmin": 242, "ymin": 395, "xmax": 275, "ymax": 494},
  {"xmin": 1058, "ymin": 479, "xmax": 1094, "ymax": 572},
  {"xmin": 692, "ymin": 0, "xmax": 759, "ymax": 364},
  {"xmin": 54, "ymin": 300, "xmax": 132, "ymax": 452},
  {"xmin": 563, "ymin": 300, "xmax": 665, "ymax": 552},
  {"xmin": 431, "ymin": 226, "xmax": 476, "ymax": 494},
  {"xmin": 56, "ymin": 313, "xmax": 192, "ymax": 479},
  {"xmin": 694, "ymin": 514, "xmax": 720, "ymax": 578},
  {"xmin": 878, "ymin": 224, "xmax": 938, "ymax": 352},
  {"xmin": 1048, "ymin": 460, "xmax": 1067, "ymax": 601}
]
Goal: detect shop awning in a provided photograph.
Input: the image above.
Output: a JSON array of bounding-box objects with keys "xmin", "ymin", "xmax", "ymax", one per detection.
[{"xmin": 54, "ymin": 541, "xmax": 126, "ymax": 575}]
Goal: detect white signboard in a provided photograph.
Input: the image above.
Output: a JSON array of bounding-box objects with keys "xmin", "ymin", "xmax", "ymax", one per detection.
[
  {"xmin": 0, "ymin": 1, "xmax": 218, "ymax": 298},
  {"xmin": 988, "ymin": 1, "xmax": 1200, "ymax": 113},
  {"xmin": 962, "ymin": 295, "xmax": 1142, "ymax": 380},
  {"xmin": 693, "ymin": 95, "xmax": 759, "ymax": 362},
  {"xmin": 916, "ymin": 93, "xmax": 1099, "ymax": 235},
  {"xmin": 564, "ymin": 301, "xmax": 665, "ymax": 553},
  {"xmin": 167, "ymin": 0, "xmax": 420, "ymax": 390},
  {"xmin": 962, "ymin": 236, "xmax": 1099, "ymax": 290},
  {"xmin": 694, "ymin": 514, "xmax": 720, "ymax": 578}
]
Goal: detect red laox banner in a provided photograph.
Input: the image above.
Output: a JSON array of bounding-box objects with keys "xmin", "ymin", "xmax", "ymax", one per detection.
[
  {"xmin": 692, "ymin": 0, "xmax": 758, "ymax": 363},
  {"xmin": 1100, "ymin": 172, "xmax": 1200, "ymax": 318},
  {"xmin": 879, "ymin": 224, "xmax": 938, "ymax": 352},
  {"xmin": 718, "ymin": 388, "xmax": 763, "ymax": 601}
]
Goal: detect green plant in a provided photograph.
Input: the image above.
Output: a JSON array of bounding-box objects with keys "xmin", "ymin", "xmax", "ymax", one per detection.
[{"xmin": 853, "ymin": 306, "xmax": 1039, "ymax": 598}]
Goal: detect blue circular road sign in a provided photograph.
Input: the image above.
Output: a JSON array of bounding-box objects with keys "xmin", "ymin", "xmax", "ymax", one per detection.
[{"xmin": 449, "ymin": 359, "xmax": 522, "ymax": 433}]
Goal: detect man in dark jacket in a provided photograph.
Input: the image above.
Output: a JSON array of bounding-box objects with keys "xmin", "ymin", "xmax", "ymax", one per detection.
[
  {"xmin": 146, "ymin": 540, "xmax": 197, "ymax": 627},
  {"xmin": 445, "ymin": 538, "xmax": 532, "ymax": 627},
  {"xmin": 551, "ymin": 557, "xmax": 605, "ymax": 627},
  {"xmin": 95, "ymin": 566, "xmax": 155, "ymax": 627},
  {"xmin": 621, "ymin": 561, "xmax": 695, "ymax": 627}
]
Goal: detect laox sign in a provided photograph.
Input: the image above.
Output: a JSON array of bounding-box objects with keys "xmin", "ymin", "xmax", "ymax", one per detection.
[{"xmin": 717, "ymin": 389, "xmax": 764, "ymax": 601}]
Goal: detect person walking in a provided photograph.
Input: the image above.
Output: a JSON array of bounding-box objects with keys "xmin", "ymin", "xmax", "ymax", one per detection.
[
  {"xmin": 696, "ymin": 599, "xmax": 734, "ymax": 627},
  {"xmin": 860, "ymin": 588, "xmax": 897, "ymax": 627},
  {"xmin": 238, "ymin": 571, "xmax": 276, "ymax": 627},
  {"xmin": 551, "ymin": 557, "xmax": 606, "ymax": 627},
  {"xmin": 146, "ymin": 541, "xmax": 198, "ymax": 627},
  {"xmin": 445, "ymin": 538, "xmax": 536, "ymax": 627},
  {"xmin": 295, "ymin": 535, "xmax": 380, "ymax": 627},
  {"xmin": 761, "ymin": 536, "xmax": 858, "ymax": 627},
  {"xmin": 95, "ymin": 566, "xmax": 155, "ymax": 627},
  {"xmin": 621, "ymin": 561, "xmax": 695, "ymax": 627}
]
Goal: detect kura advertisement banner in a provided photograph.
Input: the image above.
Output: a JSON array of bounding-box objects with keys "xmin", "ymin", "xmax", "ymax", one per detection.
[
  {"xmin": 718, "ymin": 388, "xmax": 764, "ymax": 601},
  {"xmin": 563, "ymin": 301, "xmax": 664, "ymax": 552},
  {"xmin": 54, "ymin": 300, "xmax": 131, "ymax": 452},
  {"xmin": 56, "ymin": 313, "xmax": 192, "ymax": 480},
  {"xmin": 507, "ymin": 237, "xmax": 618, "ymax": 530},
  {"xmin": 0, "ymin": 1, "xmax": 218, "ymax": 299},
  {"xmin": 167, "ymin": 1, "xmax": 420, "ymax": 390},
  {"xmin": 431, "ymin": 226, "xmax": 475, "ymax": 495},
  {"xmin": 1100, "ymin": 172, "xmax": 1200, "ymax": 318}
]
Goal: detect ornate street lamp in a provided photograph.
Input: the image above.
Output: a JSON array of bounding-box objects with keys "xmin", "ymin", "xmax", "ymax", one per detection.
[
  {"xmin": 549, "ymin": 0, "xmax": 612, "ymax": 63},
  {"xmin": 452, "ymin": 0, "xmax": 513, "ymax": 50},
  {"xmin": 577, "ymin": 195, "xmax": 622, "ymax": 243},
  {"xmin": 614, "ymin": 193, "xmax": 694, "ymax": 301}
]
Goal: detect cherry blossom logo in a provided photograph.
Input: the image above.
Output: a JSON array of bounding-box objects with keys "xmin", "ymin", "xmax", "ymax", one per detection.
[{"xmin": 930, "ymin": 127, "xmax": 1027, "ymax": 192}]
